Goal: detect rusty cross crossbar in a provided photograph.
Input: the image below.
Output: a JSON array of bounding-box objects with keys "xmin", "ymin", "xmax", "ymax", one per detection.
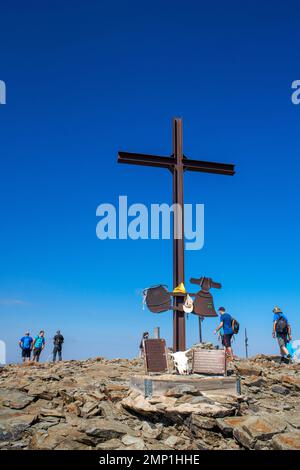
[
  {"xmin": 117, "ymin": 118, "xmax": 235, "ymax": 352},
  {"xmin": 118, "ymin": 152, "xmax": 234, "ymax": 175}
]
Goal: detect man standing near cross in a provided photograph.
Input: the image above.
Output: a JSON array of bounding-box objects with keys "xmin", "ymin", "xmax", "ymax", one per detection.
[{"xmin": 118, "ymin": 118, "xmax": 235, "ymax": 352}]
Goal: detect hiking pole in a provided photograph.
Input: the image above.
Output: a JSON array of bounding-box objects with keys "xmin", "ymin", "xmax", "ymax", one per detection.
[
  {"xmin": 245, "ymin": 328, "xmax": 249, "ymax": 358},
  {"xmin": 198, "ymin": 316, "xmax": 203, "ymax": 344}
]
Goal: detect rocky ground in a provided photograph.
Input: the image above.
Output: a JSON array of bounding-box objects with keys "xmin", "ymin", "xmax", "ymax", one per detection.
[{"xmin": 0, "ymin": 349, "xmax": 300, "ymax": 450}]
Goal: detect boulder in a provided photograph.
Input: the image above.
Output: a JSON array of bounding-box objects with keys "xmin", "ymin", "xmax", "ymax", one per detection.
[
  {"xmin": 141, "ymin": 421, "xmax": 163, "ymax": 439},
  {"xmin": 39, "ymin": 407, "xmax": 65, "ymax": 418},
  {"xmin": 171, "ymin": 401, "xmax": 235, "ymax": 418},
  {"xmin": 122, "ymin": 392, "xmax": 235, "ymax": 420},
  {"xmin": 96, "ymin": 438, "xmax": 125, "ymax": 450},
  {"xmin": 121, "ymin": 435, "xmax": 145, "ymax": 449},
  {"xmin": 233, "ymin": 415, "xmax": 287, "ymax": 449},
  {"xmin": 164, "ymin": 435, "xmax": 185, "ymax": 448},
  {"xmin": 78, "ymin": 418, "xmax": 139, "ymax": 442},
  {"xmin": 280, "ymin": 411, "xmax": 300, "ymax": 429},
  {"xmin": 0, "ymin": 389, "xmax": 35, "ymax": 409},
  {"xmin": 59, "ymin": 390, "xmax": 75, "ymax": 404},
  {"xmin": 29, "ymin": 424, "xmax": 93, "ymax": 450},
  {"xmin": 27, "ymin": 383, "xmax": 58, "ymax": 400},
  {"xmin": 0, "ymin": 412, "xmax": 36, "ymax": 441},
  {"xmin": 216, "ymin": 416, "xmax": 250, "ymax": 436},
  {"xmin": 244, "ymin": 376, "xmax": 266, "ymax": 388},
  {"xmin": 65, "ymin": 402, "xmax": 81, "ymax": 416},
  {"xmin": 272, "ymin": 431, "xmax": 300, "ymax": 450},
  {"xmin": 280, "ymin": 375, "xmax": 300, "ymax": 390},
  {"xmin": 186, "ymin": 414, "xmax": 217, "ymax": 433},
  {"xmin": 80, "ymin": 401, "xmax": 98, "ymax": 417},
  {"xmin": 236, "ymin": 364, "xmax": 262, "ymax": 377},
  {"xmin": 271, "ymin": 385, "xmax": 289, "ymax": 395}
]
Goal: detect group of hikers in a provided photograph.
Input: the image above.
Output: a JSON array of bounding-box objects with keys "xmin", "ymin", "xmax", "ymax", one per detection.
[
  {"xmin": 139, "ymin": 305, "xmax": 294, "ymax": 364},
  {"xmin": 19, "ymin": 306, "xmax": 293, "ymax": 365},
  {"xmin": 215, "ymin": 305, "xmax": 293, "ymax": 363},
  {"xmin": 19, "ymin": 330, "xmax": 64, "ymax": 363}
]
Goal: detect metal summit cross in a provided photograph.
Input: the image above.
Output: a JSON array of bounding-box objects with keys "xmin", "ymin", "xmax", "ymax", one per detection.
[{"xmin": 118, "ymin": 118, "xmax": 235, "ymax": 352}]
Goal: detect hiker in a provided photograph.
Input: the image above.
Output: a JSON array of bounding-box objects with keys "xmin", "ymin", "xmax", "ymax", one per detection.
[
  {"xmin": 32, "ymin": 331, "xmax": 45, "ymax": 362},
  {"xmin": 139, "ymin": 331, "xmax": 149, "ymax": 358},
  {"xmin": 53, "ymin": 330, "xmax": 64, "ymax": 362},
  {"xmin": 214, "ymin": 307, "xmax": 234, "ymax": 361},
  {"xmin": 19, "ymin": 332, "xmax": 33, "ymax": 362},
  {"xmin": 272, "ymin": 306, "xmax": 292, "ymax": 363}
]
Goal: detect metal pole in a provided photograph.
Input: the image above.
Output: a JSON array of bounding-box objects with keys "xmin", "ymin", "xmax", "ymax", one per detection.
[
  {"xmin": 198, "ymin": 317, "xmax": 203, "ymax": 343},
  {"xmin": 245, "ymin": 328, "xmax": 249, "ymax": 358},
  {"xmin": 172, "ymin": 118, "xmax": 186, "ymax": 352},
  {"xmin": 154, "ymin": 327, "xmax": 160, "ymax": 339}
]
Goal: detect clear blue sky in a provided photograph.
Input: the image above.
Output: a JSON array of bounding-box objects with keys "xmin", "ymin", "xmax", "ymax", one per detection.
[{"xmin": 0, "ymin": 1, "xmax": 299, "ymax": 363}]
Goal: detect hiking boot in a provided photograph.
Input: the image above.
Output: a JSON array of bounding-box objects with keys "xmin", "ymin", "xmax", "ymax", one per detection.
[{"xmin": 280, "ymin": 356, "xmax": 290, "ymax": 365}]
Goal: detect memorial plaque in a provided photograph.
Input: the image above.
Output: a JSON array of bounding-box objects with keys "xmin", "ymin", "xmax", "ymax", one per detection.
[
  {"xmin": 144, "ymin": 339, "xmax": 169, "ymax": 374},
  {"xmin": 192, "ymin": 349, "xmax": 226, "ymax": 376}
]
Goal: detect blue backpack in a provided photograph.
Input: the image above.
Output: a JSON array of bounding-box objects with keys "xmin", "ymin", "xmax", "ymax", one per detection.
[{"xmin": 34, "ymin": 336, "xmax": 45, "ymax": 349}]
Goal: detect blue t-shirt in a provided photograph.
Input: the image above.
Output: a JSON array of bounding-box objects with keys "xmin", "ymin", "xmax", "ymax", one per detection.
[
  {"xmin": 34, "ymin": 336, "xmax": 45, "ymax": 349},
  {"xmin": 273, "ymin": 313, "xmax": 289, "ymax": 324},
  {"xmin": 20, "ymin": 336, "xmax": 33, "ymax": 349},
  {"xmin": 221, "ymin": 313, "xmax": 233, "ymax": 335}
]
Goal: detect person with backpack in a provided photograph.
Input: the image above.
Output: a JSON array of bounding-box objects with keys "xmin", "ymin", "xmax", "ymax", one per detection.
[
  {"xmin": 52, "ymin": 330, "xmax": 64, "ymax": 362},
  {"xmin": 32, "ymin": 331, "xmax": 45, "ymax": 362},
  {"xmin": 214, "ymin": 307, "xmax": 237, "ymax": 361},
  {"xmin": 272, "ymin": 307, "xmax": 292, "ymax": 363},
  {"xmin": 19, "ymin": 332, "xmax": 33, "ymax": 362},
  {"xmin": 139, "ymin": 332, "xmax": 149, "ymax": 358}
]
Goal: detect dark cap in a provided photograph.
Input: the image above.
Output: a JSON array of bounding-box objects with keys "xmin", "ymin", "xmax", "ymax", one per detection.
[{"xmin": 218, "ymin": 307, "xmax": 225, "ymax": 312}]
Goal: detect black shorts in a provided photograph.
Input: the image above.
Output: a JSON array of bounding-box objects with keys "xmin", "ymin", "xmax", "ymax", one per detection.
[
  {"xmin": 33, "ymin": 348, "xmax": 42, "ymax": 358},
  {"xmin": 22, "ymin": 348, "xmax": 31, "ymax": 358},
  {"xmin": 223, "ymin": 334, "xmax": 233, "ymax": 348}
]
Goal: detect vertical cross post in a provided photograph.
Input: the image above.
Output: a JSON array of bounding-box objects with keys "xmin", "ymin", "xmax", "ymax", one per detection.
[
  {"xmin": 198, "ymin": 317, "xmax": 203, "ymax": 344},
  {"xmin": 117, "ymin": 117, "xmax": 235, "ymax": 354},
  {"xmin": 172, "ymin": 118, "xmax": 186, "ymax": 352}
]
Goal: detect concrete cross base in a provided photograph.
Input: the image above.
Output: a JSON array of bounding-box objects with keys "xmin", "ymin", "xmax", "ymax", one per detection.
[{"xmin": 130, "ymin": 374, "xmax": 238, "ymax": 398}]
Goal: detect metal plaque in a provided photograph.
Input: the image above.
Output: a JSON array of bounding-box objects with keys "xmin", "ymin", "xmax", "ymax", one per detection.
[
  {"xmin": 192, "ymin": 349, "xmax": 226, "ymax": 376},
  {"xmin": 144, "ymin": 339, "xmax": 168, "ymax": 374},
  {"xmin": 144, "ymin": 379, "xmax": 153, "ymax": 398}
]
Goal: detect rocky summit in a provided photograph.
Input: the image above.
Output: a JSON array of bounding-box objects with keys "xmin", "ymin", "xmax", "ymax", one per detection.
[{"xmin": 0, "ymin": 352, "xmax": 300, "ymax": 450}]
